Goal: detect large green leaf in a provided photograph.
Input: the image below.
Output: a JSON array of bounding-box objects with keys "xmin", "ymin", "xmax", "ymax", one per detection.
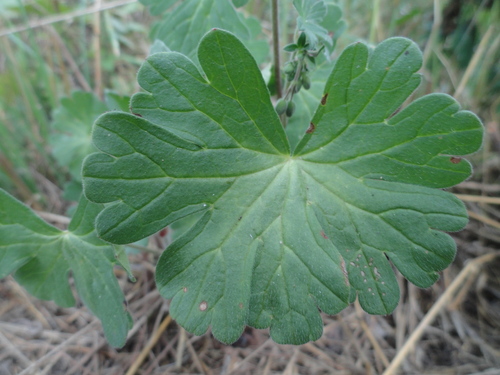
[
  {"xmin": 0, "ymin": 190, "xmax": 131, "ymax": 348},
  {"xmin": 82, "ymin": 30, "xmax": 483, "ymax": 344}
]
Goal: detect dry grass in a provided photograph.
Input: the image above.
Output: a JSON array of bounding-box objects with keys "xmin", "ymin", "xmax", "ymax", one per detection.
[
  {"xmin": 1, "ymin": 214, "xmax": 499, "ymax": 374},
  {"xmin": 1, "ymin": 1, "xmax": 499, "ymax": 374}
]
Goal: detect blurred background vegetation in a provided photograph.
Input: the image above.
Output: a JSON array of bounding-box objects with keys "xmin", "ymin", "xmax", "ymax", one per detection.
[
  {"xmin": 0, "ymin": 0, "xmax": 498, "ymax": 213},
  {"xmin": 1, "ymin": 1, "xmax": 499, "ymax": 374}
]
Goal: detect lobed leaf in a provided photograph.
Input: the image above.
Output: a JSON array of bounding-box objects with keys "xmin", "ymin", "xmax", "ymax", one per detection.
[
  {"xmin": 82, "ymin": 30, "xmax": 483, "ymax": 344},
  {"xmin": 0, "ymin": 190, "xmax": 131, "ymax": 348}
]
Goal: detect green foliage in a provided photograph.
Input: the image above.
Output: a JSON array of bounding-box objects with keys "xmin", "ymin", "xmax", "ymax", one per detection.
[
  {"xmin": 0, "ymin": 0, "xmax": 18, "ymax": 17},
  {"xmin": 320, "ymin": 1, "xmax": 347, "ymax": 48},
  {"xmin": 281, "ymin": 0, "xmax": 347, "ymax": 139},
  {"xmin": 144, "ymin": 0, "xmax": 269, "ymax": 65},
  {"xmin": 232, "ymin": 0, "xmax": 250, "ymax": 7},
  {"xmin": 0, "ymin": 190, "xmax": 132, "ymax": 347},
  {"xmin": 82, "ymin": 30, "xmax": 483, "ymax": 344},
  {"xmin": 50, "ymin": 91, "xmax": 130, "ymax": 184},
  {"xmin": 139, "ymin": 0, "xmax": 179, "ymax": 15},
  {"xmin": 149, "ymin": 39, "xmax": 171, "ymax": 55},
  {"xmin": 294, "ymin": 0, "xmax": 329, "ymax": 48},
  {"xmin": 293, "ymin": 0, "xmax": 345, "ymax": 52},
  {"xmin": 49, "ymin": 92, "xmax": 106, "ymax": 181},
  {"xmin": 1, "ymin": 0, "xmax": 492, "ymax": 352},
  {"xmin": 285, "ymin": 58, "xmax": 334, "ymax": 149}
]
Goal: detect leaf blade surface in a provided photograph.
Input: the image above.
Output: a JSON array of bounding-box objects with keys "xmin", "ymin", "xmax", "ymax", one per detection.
[
  {"xmin": 82, "ymin": 30, "xmax": 483, "ymax": 345},
  {"xmin": 0, "ymin": 191, "xmax": 131, "ymax": 347}
]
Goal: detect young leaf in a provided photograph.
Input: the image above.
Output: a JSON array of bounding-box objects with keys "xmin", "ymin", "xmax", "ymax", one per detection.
[
  {"xmin": 283, "ymin": 43, "xmax": 299, "ymax": 52},
  {"xmin": 293, "ymin": 0, "xmax": 331, "ymax": 48},
  {"xmin": 82, "ymin": 30, "xmax": 483, "ymax": 345},
  {"xmin": 0, "ymin": 190, "xmax": 131, "ymax": 348}
]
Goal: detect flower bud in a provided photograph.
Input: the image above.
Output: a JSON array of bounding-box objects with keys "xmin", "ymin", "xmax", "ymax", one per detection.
[
  {"xmin": 302, "ymin": 74, "xmax": 311, "ymax": 90},
  {"xmin": 275, "ymin": 98, "xmax": 287, "ymax": 115}
]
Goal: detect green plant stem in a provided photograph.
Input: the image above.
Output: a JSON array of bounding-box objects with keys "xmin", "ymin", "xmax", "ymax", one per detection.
[
  {"xmin": 271, "ymin": 0, "xmax": 282, "ymax": 99},
  {"xmin": 284, "ymin": 53, "xmax": 305, "ymax": 100},
  {"xmin": 93, "ymin": 0, "xmax": 103, "ymax": 99},
  {"xmin": 369, "ymin": 0, "xmax": 381, "ymax": 44}
]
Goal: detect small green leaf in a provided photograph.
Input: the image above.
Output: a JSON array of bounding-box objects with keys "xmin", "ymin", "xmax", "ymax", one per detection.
[
  {"xmin": 297, "ymin": 31, "xmax": 307, "ymax": 48},
  {"xmin": 83, "ymin": 30, "xmax": 483, "ymax": 345},
  {"xmin": 0, "ymin": 190, "xmax": 131, "ymax": 348},
  {"xmin": 284, "ymin": 43, "xmax": 299, "ymax": 52}
]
